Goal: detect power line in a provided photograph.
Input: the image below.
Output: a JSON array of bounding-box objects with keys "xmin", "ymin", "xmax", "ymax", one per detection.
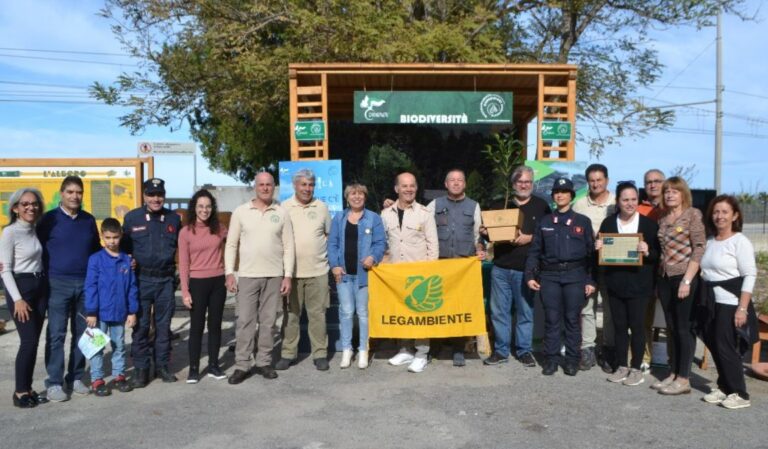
[
  {"xmin": 0, "ymin": 99, "xmax": 105, "ymax": 104},
  {"xmin": 0, "ymin": 79, "xmax": 88, "ymax": 89},
  {"xmin": 651, "ymin": 39, "xmax": 715, "ymax": 100},
  {"xmin": 0, "ymin": 47, "xmax": 131, "ymax": 57},
  {"xmin": 0, "ymin": 53, "xmax": 136, "ymax": 67}
]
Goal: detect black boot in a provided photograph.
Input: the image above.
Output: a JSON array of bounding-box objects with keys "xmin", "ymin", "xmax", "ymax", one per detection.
[
  {"xmin": 156, "ymin": 366, "xmax": 178, "ymax": 383},
  {"xmin": 131, "ymin": 368, "xmax": 150, "ymax": 389},
  {"xmin": 599, "ymin": 346, "xmax": 616, "ymax": 374}
]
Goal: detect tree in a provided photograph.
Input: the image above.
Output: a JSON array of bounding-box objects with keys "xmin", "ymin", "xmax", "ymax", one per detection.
[
  {"xmin": 483, "ymin": 132, "xmax": 525, "ymax": 208},
  {"xmin": 670, "ymin": 164, "xmax": 700, "ymax": 186},
  {"xmin": 92, "ymin": 0, "xmax": 507, "ymax": 183},
  {"xmin": 361, "ymin": 144, "xmax": 418, "ymax": 211},
  {"xmin": 92, "ymin": 0, "xmax": 750, "ymax": 181}
]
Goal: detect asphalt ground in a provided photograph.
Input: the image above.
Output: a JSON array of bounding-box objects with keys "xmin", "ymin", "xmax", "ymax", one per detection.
[{"xmin": 1, "ymin": 303, "xmax": 767, "ymax": 449}]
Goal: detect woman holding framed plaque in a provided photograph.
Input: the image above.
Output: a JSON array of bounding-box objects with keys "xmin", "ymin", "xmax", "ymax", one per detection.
[
  {"xmin": 699, "ymin": 195, "xmax": 757, "ymax": 409},
  {"xmin": 655, "ymin": 177, "xmax": 706, "ymax": 395},
  {"xmin": 595, "ymin": 182, "xmax": 659, "ymax": 386}
]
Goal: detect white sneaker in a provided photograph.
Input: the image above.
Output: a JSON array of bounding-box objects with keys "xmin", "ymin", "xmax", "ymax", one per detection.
[
  {"xmin": 703, "ymin": 388, "xmax": 727, "ymax": 404},
  {"xmin": 340, "ymin": 349, "xmax": 353, "ymax": 369},
  {"xmin": 407, "ymin": 357, "xmax": 428, "ymax": 373},
  {"xmin": 389, "ymin": 352, "xmax": 414, "ymax": 366},
  {"xmin": 720, "ymin": 393, "xmax": 750, "ymax": 410},
  {"xmin": 358, "ymin": 351, "xmax": 369, "ymax": 369},
  {"xmin": 640, "ymin": 362, "xmax": 650, "ymax": 374}
]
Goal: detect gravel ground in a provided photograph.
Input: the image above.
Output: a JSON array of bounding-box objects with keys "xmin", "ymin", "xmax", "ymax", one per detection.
[{"xmin": 1, "ymin": 303, "xmax": 768, "ymax": 449}]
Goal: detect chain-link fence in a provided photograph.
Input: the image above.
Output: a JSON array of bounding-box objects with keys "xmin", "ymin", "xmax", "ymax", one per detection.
[{"xmin": 742, "ymin": 202, "xmax": 768, "ymax": 252}]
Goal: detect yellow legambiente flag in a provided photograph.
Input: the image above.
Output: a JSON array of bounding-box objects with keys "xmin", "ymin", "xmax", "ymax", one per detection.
[{"xmin": 368, "ymin": 258, "xmax": 486, "ymax": 339}]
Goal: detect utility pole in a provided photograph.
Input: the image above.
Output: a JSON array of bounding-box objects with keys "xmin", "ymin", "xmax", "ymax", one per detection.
[{"xmin": 715, "ymin": 6, "xmax": 723, "ymax": 194}]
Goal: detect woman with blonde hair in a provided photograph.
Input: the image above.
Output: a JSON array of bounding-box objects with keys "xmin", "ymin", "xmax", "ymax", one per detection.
[{"xmin": 654, "ymin": 176, "xmax": 706, "ymax": 395}]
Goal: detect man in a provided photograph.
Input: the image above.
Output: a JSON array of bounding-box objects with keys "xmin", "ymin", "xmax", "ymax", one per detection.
[
  {"xmin": 275, "ymin": 169, "xmax": 332, "ymax": 371},
  {"xmin": 37, "ymin": 176, "xmax": 101, "ymax": 401},
  {"xmin": 638, "ymin": 169, "xmax": 666, "ymax": 371},
  {"xmin": 426, "ymin": 169, "xmax": 485, "ymax": 367},
  {"xmin": 121, "ymin": 178, "xmax": 181, "ymax": 387},
  {"xmin": 572, "ymin": 163, "xmax": 615, "ymax": 372},
  {"xmin": 382, "ymin": 172, "xmax": 438, "ymax": 373},
  {"xmin": 483, "ymin": 166, "xmax": 551, "ymax": 368},
  {"xmin": 225, "ymin": 172, "xmax": 294, "ymax": 384}
]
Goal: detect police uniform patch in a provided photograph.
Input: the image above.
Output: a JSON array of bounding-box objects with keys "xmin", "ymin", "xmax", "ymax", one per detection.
[
  {"xmin": 167, "ymin": 224, "xmax": 175, "ymax": 233},
  {"xmin": 573, "ymin": 226, "xmax": 584, "ymax": 235},
  {"xmin": 131, "ymin": 225, "xmax": 147, "ymax": 232}
]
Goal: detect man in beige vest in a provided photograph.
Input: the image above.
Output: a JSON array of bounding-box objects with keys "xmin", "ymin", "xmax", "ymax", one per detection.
[
  {"xmin": 225, "ymin": 172, "xmax": 294, "ymax": 384},
  {"xmin": 381, "ymin": 172, "xmax": 438, "ymax": 373},
  {"xmin": 275, "ymin": 169, "xmax": 333, "ymax": 371}
]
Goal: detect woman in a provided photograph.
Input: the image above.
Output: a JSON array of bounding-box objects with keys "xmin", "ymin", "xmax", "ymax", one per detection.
[
  {"xmin": 699, "ymin": 195, "xmax": 757, "ymax": 409},
  {"xmin": 596, "ymin": 182, "xmax": 660, "ymax": 386},
  {"xmin": 655, "ymin": 176, "xmax": 706, "ymax": 395},
  {"xmin": 0, "ymin": 188, "xmax": 48, "ymax": 407},
  {"xmin": 525, "ymin": 177, "xmax": 596, "ymax": 376},
  {"xmin": 179, "ymin": 189, "xmax": 228, "ymax": 383},
  {"xmin": 328, "ymin": 183, "xmax": 386, "ymax": 369}
]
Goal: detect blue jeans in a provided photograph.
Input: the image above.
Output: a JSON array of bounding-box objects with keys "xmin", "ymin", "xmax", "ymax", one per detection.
[
  {"xmin": 490, "ymin": 266, "xmax": 534, "ymax": 358},
  {"xmin": 336, "ymin": 275, "xmax": 369, "ymax": 351},
  {"xmin": 90, "ymin": 321, "xmax": 127, "ymax": 380},
  {"xmin": 132, "ymin": 277, "xmax": 175, "ymax": 369},
  {"xmin": 45, "ymin": 277, "xmax": 86, "ymax": 387}
]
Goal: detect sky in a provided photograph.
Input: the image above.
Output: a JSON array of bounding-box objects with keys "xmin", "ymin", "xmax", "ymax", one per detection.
[{"xmin": 0, "ymin": 0, "xmax": 766, "ymax": 198}]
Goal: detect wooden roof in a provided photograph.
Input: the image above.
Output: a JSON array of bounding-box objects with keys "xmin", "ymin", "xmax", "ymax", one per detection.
[{"xmin": 289, "ymin": 63, "xmax": 577, "ymax": 122}]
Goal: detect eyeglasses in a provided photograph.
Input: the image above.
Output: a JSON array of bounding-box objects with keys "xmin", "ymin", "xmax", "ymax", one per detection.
[
  {"xmin": 19, "ymin": 201, "xmax": 40, "ymax": 208},
  {"xmin": 645, "ymin": 179, "xmax": 664, "ymax": 185},
  {"xmin": 515, "ymin": 180, "xmax": 533, "ymax": 185}
]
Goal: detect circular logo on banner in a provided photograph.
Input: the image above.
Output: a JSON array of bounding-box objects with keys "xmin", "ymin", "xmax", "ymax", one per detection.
[
  {"xmin": 404, "ymin": 275, "xmax": 444, "ymax": 313},
  {"xmin": 480, "ymin": 94, "xmax": 505, "ymax": 119}
]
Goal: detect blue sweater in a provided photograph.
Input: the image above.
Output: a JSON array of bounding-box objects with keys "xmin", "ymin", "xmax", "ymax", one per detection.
[
  {"xmin": 37, "ymin": 207, "xmax": 101, "ymax": 279},
  {"xmin": 85, "ymin": 249, "xmax": 139, "ymax": 322}
]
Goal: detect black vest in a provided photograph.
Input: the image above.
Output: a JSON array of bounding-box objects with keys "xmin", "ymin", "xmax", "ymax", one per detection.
[{"xmin": 434, "ymin": 196, "xmax": 477, "ymax": 258}]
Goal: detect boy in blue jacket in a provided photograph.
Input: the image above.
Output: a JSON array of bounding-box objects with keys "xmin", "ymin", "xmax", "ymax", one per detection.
[{"xmin": 85, "ymin": 218, "xmax": 138, "ymax": 396}]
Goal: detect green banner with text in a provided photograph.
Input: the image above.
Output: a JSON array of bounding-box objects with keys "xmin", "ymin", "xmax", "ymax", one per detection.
[{"xmin": 353, "ymin": 91, "xmax": 513, "ymax": 125}]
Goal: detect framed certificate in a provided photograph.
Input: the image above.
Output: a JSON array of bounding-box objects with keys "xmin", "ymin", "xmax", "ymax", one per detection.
[{"xmin": 599, "ymin": 233, "xmax": 643, "ymax": 266}]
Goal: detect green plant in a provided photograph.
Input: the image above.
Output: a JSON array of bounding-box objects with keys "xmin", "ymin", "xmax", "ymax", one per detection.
[{"xmin": 482, "ymin": 132, "xmax": 524, "ymax": 208}]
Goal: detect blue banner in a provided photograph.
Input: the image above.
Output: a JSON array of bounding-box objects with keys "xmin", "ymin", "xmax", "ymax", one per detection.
[{"xmin": 278, "ymin": 160, "xmax": 343, "ymax": 217}]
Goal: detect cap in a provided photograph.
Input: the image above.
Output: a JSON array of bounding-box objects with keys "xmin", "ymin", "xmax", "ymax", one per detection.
[
  {"xmin": 551, "ymin": 177, "xmax": 575, "ymax": 194},
  {"xmin": 143, "ymin": 178, "xmax": 166, "ymax": 195}
]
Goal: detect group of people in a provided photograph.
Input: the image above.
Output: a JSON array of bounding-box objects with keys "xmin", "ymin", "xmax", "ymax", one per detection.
[{"xmin": 0, "ymin": 164, "xmax": 758, "ymax": 411}]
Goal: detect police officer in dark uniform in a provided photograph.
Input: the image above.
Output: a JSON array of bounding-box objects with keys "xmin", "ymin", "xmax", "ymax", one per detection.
[
  {"xmin": 121, "ymin": 178, "xmax": 181, "ymax": 387},
  {"xmin": 525, "ymin": 177, "xmax": 596, "ymax": 376}
]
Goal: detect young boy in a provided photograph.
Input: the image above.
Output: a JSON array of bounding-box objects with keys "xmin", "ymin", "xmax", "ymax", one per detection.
[{"xmin": 84, "ymin": 218, "xmax": 138, "ymax": 396}]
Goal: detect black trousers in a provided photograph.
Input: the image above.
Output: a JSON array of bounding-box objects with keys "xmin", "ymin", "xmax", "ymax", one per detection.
[
  {"xmin": 609, "ymin": 295, "xmax": 649, "ymax": 369},
  {"xmin": 706, "ymin": 303, "xmax": 749, "ymax": 399},
  {"xmin": 5, "ymin": 274, "xmax": 47, "ymax": 393},
  {"xmin": 188, "ymin": 275, "xmax": 227, "ymax": 368},
  {"xmin": 541, "ymin": 276, "xmax": 584, "ymax": 364},
  {"xmin": 658, "ymin": 274, "xmax": 697, "ymax": 377}
]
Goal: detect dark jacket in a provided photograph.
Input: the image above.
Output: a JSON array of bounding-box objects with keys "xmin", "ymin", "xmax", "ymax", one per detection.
[
  {"xmin": 598, "ymin": 213, "xmax": 660, "ymax": 298},
  {"xmin": 120, "ymin": 205, "xmax": 180, "ymax": 278}
]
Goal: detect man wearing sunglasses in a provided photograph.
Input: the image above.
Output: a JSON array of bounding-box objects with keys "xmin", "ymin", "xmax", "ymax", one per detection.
[{"xmin": 121, "ymin": 178, "xmax": 181, "ymax": 387}]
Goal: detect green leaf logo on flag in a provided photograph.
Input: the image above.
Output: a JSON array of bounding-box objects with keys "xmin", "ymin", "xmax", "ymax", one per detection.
[{"xmin": 404, "ymin": 275, "xmax": 444, "ymax": 313}]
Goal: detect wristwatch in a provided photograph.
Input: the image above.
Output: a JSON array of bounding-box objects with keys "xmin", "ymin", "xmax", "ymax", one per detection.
[{"xmin": 683, "ymin": 279, "xmax": 691, "ymax": 286}]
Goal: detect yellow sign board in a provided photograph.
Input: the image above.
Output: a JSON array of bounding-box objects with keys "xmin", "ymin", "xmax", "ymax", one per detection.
[
  {"xmin": 0, "ymin": 158, "xmax": 148, "ymax": 227},
  {"xmin": 368, "ymin": 258, "xmax": 486, "ymax": 338}
]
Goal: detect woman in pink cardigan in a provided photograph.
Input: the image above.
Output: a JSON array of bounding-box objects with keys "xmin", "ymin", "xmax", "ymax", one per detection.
[{"xmin": 179, "ymin": 189, "xmax": 228, "ymax": 384}]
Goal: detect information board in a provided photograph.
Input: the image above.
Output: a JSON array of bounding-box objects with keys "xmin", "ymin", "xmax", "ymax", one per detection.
[{"xmin": 0, "ymin": 158, "xmax": 146, "ymax": 227}]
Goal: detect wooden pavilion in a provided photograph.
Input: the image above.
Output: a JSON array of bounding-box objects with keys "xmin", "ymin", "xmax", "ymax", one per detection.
[{"xmin": 288, "ymin": 63, "xmax": 577, "ymax": 162}]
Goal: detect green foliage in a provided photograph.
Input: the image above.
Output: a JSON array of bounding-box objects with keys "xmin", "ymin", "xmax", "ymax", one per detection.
[
  {"xmin": 92, "ymin": 0, "xmax": 750, "ymax": 180},
  {"xmin": 361, "ymin": 144, "xmax": 418, "ymax": 211},
  {"xmin": 465, "ymin": 169, "xmax": 488, "ymax": 206},
  {"xmin": 483, "ymin": 132, "xmax": 524, "ymax": 208}
]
